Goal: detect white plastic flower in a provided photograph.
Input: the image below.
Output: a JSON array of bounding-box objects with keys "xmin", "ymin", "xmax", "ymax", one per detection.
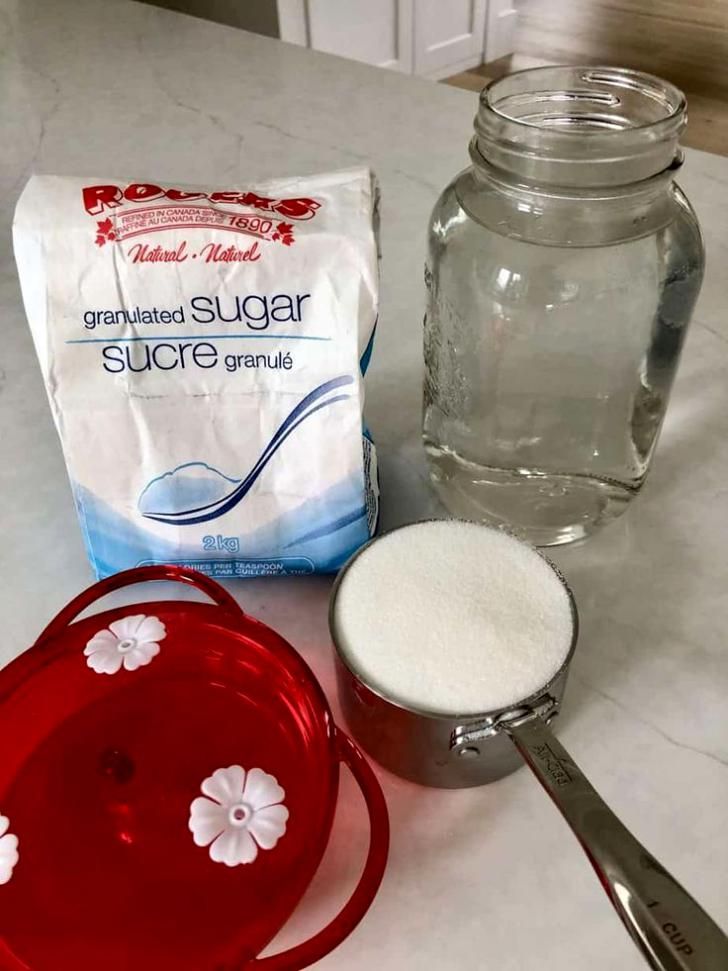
[
  {"xmin": 0, "ymin": 815, "xmax": 19, "ymax": 886},
  {"xmin": 84, "ymin": 614, "xmax": 166, "ymax": 675},
  {"xmin": 189, "ymin": 766, "xmax": 289, "ymax": 867}
]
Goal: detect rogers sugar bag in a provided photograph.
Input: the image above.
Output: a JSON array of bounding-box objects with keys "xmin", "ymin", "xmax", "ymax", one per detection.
[{"xmin": 13, "ymin": 169, "xmax": 379, "ymax": 578}]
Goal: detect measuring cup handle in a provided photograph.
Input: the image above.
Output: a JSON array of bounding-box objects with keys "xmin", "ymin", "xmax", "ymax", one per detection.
[
  {"xmin": 35, "ymin": 565, "xmax": 243, "ymax": 645},
  {"xmin": 506, "ymin": 715, "xmax": 728, "ymax": 971},
  {"xmin": 253, "ymin": 729, "xmax": 389, "ymax": 970}
]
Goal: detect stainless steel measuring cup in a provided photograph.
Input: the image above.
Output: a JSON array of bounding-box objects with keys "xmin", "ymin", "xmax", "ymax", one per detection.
[{"xmin": 329, "ymin": 525, "xmax": 728, "ymax": 971}]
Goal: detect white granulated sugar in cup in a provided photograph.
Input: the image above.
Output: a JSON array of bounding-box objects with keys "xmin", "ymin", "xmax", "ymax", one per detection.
[{"xmin": 332, "ymin": 520, "xmax": 574, "ymax": 715}]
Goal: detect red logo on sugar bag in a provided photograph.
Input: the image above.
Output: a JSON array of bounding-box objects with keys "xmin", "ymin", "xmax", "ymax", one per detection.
[
  {"xmin": 83, "ymin": 183, "xmax": 319, "ymax": 248},
  {"xmin": 83, "ymin": 183, "xmax": 321, "ymax": 219}
]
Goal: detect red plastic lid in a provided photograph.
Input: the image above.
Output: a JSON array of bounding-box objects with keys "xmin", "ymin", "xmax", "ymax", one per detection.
[{"xmin": 0, "ymin": 567, "xmax": 388, "ymax": 971}]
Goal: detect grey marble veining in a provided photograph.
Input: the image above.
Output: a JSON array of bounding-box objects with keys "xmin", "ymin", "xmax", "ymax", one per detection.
[{"xmin": 0, "ymin": 1, "xmax": 726, "ymax": 968}]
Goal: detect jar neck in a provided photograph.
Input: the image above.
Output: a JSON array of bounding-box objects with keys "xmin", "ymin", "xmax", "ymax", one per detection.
[
  {"xmin": 469, "ymin": 137, "xmax": 683, "ymax": 204},
  {"xmin": 459, "ymin": 158, "xmax": 684, "ymax": 247},
  {"xmin": 473, "ymin": 66, "xmax": 687, "ymax": 190}
]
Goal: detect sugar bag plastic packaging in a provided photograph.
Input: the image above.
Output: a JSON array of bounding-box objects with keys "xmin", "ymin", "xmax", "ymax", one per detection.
[{"xmin": 13, "ymin": 169, "xmax": 379, "ymax": 578}]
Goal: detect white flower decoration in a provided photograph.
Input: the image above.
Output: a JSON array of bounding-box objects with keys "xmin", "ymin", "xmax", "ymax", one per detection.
[
  {"xmin": 0, "ymin": 815, "xmax": 19, "ymax": 886},
  {"xmin": 84, "ymin": 614, "xmax": 166, "ymax": 675},
  {"xmin": 189, "ymin": 766, "xmax": 289, "ymax": 867}
]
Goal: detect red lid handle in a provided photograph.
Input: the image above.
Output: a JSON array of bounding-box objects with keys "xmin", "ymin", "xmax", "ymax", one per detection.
[
  {"xmin": 35, "ymin": 565, "xmax": 243, "ymax": 646},
  {"xmin": 253, "ymin": 729, "xmax": 389, "ymax": 970}
]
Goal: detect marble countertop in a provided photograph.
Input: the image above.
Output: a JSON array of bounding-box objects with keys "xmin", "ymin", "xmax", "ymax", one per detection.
[{"xmin": 1, "ymin": 1, "xmax": 727, "ymax": 967}]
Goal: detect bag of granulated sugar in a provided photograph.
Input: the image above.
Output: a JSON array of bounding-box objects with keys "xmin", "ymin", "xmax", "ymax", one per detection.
[{"xmin": 14, "ymin": 169, "xmax": 379, "ymax": 578}]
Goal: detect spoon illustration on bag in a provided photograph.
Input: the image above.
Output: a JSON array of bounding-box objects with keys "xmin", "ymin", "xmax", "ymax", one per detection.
[{"xmin": 138, "ymin": 375, "xmax": 353, "ymax": 525}]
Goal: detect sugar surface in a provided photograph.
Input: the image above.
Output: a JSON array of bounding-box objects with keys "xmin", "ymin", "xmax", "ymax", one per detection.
[{"xmin": 332, "ymin": 520, "xmax": 574, "ymax": 715}]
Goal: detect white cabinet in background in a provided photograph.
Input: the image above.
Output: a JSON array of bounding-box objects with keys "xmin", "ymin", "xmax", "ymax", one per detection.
[
  {"xmin": 278, "ymin": 0, "xmax": 515, "ymax": 78},
  {"xmin": 413, "ymin": 0, "xmax": 487, "ymax": 77},
  {"xmin": 148, "ymin": 0, "xmax": 517, "ymax": 79},
  {"xmin": 302, "ymin": 0, "xmax": 413, "ymax": 72}
]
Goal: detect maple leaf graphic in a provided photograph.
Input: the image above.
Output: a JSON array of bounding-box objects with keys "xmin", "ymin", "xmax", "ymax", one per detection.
[
  {"xmin": 94, "ymin": 217, "xmax": 117, "ymax": 246},
  {"xmin": 272, "ymin": 222, "xmax": 295, "ymax": 246}
]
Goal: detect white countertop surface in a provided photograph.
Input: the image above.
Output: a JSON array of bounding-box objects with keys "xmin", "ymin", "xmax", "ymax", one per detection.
[{"xmin": 1, "ymin": 1, "xmax": 727, "ymax": 968}]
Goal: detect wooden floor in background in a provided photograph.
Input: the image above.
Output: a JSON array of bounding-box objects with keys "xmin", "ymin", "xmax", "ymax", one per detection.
[{"xmin": 444, "ymin": 0, "xmax": 728, "ymax": 157}]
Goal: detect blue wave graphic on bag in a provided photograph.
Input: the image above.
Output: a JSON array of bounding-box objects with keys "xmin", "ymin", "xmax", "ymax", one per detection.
[
  {"xmin": 75, "ymin": 472, "xmax": 370, "ymax": 578},
  {"xmin": 138, "ymin": 375, "xmax": 353, "ymax": 525}
]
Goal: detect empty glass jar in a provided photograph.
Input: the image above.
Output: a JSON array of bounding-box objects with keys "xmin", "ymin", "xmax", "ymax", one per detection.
[{"xmin": 423, "ymin": 67, "xmax": 704, "ymax": 545}]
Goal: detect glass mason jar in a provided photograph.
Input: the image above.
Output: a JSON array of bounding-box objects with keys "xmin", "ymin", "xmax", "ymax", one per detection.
[{"xmin": 423, "ymin": 67, "xmax": 705, "ymax": 545}]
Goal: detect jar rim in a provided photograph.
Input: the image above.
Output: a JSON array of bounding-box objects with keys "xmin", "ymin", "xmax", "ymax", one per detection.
[
  {"xmin": 474, "ymin": 66, "xmax": 687, "ymax": 188},
  {"xmin": 481, "ymin": 66, "xmax": 686, "ymax": 135}
]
